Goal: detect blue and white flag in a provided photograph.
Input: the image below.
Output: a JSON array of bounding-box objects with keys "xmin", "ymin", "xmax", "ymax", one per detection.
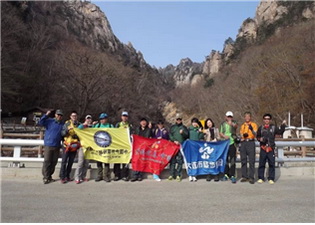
[{"xmin": 181, "ymin": 140, "xmax": 230, "ymax": 176}]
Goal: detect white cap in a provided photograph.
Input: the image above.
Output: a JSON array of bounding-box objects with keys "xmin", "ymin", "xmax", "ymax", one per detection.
[
  {"xmin": 85, "ymin": 115, "xmax": 92, "ymax": 119},
  {"xmin": 226, "ymin": 111, "xmax": 234, "ymax": 117},
  {"xmin": 122, "ymin": 111, "xmax": 129, "ymax": 116}
]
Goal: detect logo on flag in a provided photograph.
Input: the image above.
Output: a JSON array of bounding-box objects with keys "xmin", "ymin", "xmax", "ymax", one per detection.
[
  {"xmin": 181, "ymin": 140, "xmax": 230, "ymax": 176},
  {"xmin": 74, "ymin": 128, "xmax": 132, "ymax": 163},
  {"xmin": 94, "ymin": 131, "xmax": 112, "ymax": 147},
  {"xmin": 132, "ymin": 135, "xmax": 180, "ymax": 175}
]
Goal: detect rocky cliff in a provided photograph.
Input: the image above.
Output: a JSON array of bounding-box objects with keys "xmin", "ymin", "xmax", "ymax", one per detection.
[
  {"xmin": 19, "ymin": 1, "xmax": 154, "ymax": 72},
  {"xmin": 168, "ymin": 1, "xmax": 315, "ymax": 86},
  {"xmin": 159, "ymin": 58, "xmax": 203, "ymax": 87}
]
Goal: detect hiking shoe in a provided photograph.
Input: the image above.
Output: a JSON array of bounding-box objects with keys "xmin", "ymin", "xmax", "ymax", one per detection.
[
  {"xmin": 206, "ymin": 175, "xmax": 212, "ymax": 182},
  {"xmin": 75, "ymin": 180, "xmax": 81, "ymax": 184},
  {"xmin": 43, "ymin": 179, "xmax": 50, "ymax": 184},
  {"xmin": 122, "ymin": 177, "xmax": 129, "ymax": 182},
  {"xmin": 257, "ymin": 179, "xmax": 264, "ymax": 184},
  {"xmin": 95, "ymin": 178, "xmax": 102, "ymax": 182},
  {"xmin": 153, "ymin": 174, "xmax": 161, "ymax": 182},
  {"xmin": 167, "ymin": 176, "xmax": 174, "ymax": 181},
  {"xmin": 240, "ymin": 178, "xmax": 249, "ymax": 182},
  {"xmin": 221, "ymin": 174, "xmax": 229, "ymax": 181},
  {"xmin": 104, "ymin": 177, "xmax": 111, "ymax": 182},
  {"xmin": 130, "ymin": 177, "xmax": 137, "ymax": 182},
  {"xmin": 192, "ymin": 176, "xmax": 197, "ymax": 182},
  {"xmin": 176, "ymin": 176, "xmax": 181, "ymax": 182},
  {"xmin": 268, "ymin": 180, "xmax": 275, "ymax": 184},
  {"xmin": 61, "ymin": 178, "xmax": 67, "ymax": 184},
  {"xmin": 249, "ymin": 179, "xmax": 255, "ymax": 184},
  {"xmin": 113, "ymin": 176, "xmax": 120, "ymax": 181},
  {"xmin": 214, "ymin": 176, "xmax": 219, "ymax": 182},
  {"xmin": 67, "ymin": 178, "xmax": 74, "ymax": 182},
  {"xmin": 230, "ymin": 176, "xmax": 236, "ymax": 184},
  {"xmin": 189, "ymin": 176, "xmax": 193, "ymax": 182},
  {"xmin": 48, "ymin": 177, "xmax": 56, "ymax": 183},
  {"xmin": 138, "ymin": 177, "xmax": 143, "ymax": 182}
]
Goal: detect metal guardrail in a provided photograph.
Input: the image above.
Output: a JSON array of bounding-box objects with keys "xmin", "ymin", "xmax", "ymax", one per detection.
[{"xmin": 0, "ymin": 139, "xmax": 314, "ymax": 166}]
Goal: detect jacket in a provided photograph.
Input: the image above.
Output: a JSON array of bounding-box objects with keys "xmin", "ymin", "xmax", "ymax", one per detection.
[
  {"xmin": 93, "ymin": 123, "xmax": 114, "ymax": 128},
  {"xmin": 204, "ymin": 127, "xmax": 220, "ymax": 142},
  {"xmin": 153, "ymin": 127, "xmax": 169, "ymax": 140},
  {"xmin": 39, "ymin": 115, "xmax": 64, "ymax": 147},
  {"xmin": 169, "ymin": 123, "xmax": 189, "ymax": 144},
  {"xmin": 188, "ymin": 125, "xmax": 204, "ymax": 141},
  {"xmin": 62, "ymin": 120, "xmax": 81, "ymax": 145},
  {"xmin": 257, "ymin": 124, "xmax": 286, "ymax": 148},
  {"xmin": 135, "ymin": 126, "xmax": 152, "ymax": 138}
]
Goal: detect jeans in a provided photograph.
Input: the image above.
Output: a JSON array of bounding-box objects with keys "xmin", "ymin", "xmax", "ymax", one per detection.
[
  {"xmin": 42, "ymin": 146, "xmax": 60, "ymax": 180},
  {"xmin": 74, "ymin": 148, "xmax": 89, "ymax": 181},
  {"xmin": 59, "ymin": 148, "xmax": 77, "ymax": 179},
  {"xmin": 240, "ymin": 141, "xmax": 256, "ymax": 180},
  {"xmin": 224, "ymin": 144, "xmax": 236, "ymax": 177}
]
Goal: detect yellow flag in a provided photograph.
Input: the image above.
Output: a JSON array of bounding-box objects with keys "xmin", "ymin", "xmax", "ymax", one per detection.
[{"xmin": 74, "ymin": 128, "xmax": 132, "ymax": 163}]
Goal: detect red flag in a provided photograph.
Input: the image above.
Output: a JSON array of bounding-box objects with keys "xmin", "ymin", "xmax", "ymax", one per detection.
[{"xmin": 132, "ymin": 135, "xmax": 180, "ymax": 175}]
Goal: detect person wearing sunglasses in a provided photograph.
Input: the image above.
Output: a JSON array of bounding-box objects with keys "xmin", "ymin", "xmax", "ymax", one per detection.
[{"xmin": 256, "ymin": 114, "xmax": 286, "ymax": 184}]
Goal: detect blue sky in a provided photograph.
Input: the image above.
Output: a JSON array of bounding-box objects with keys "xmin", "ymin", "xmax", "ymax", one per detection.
[{"xmin": 92, "ymin": 1, "xmax": 259, "ymax": 68}]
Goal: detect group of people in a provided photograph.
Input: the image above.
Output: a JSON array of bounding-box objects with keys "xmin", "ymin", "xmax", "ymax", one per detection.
[{"xmin": 39, "ymin": 109, "xmax": 286, "ymax": 185}]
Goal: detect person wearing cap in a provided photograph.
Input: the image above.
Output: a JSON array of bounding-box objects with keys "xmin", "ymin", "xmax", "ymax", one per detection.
[
  {"xmin": 130, "ymin": 117, "xmax": 152, "ymax": 182},
  {"xmin": 188, "ymin": 117, "xmax": 204, "ymax": 182},
  {"xmin": 74, "ymin": 114, "xmax": 93, "ymax": 184},
  {"xmin": 219, "ymin": 111, "xmax": 238, "ymax": 183},
  {"xmin": 39, "ymin": 109, "xmax": 64, "ymax": 184},
  {"xmin": 151, "ymin": 120, "xmax": 170, "ymax": 181},
  {"xmin": 113, "ymin": 111, "xmax": 133, "ymax": 182},
  {"xmin": 256, "ymin": 114, "xmax": 286, "ymax": 185},
  {"xmin": 60, "ymin": 111, "xmax": 81, "ymax": 184},
  {"xmin": 93, "ymin": 113, "xmax": 114, "ymax": 182},
  {"xmin": 239, "ymin": 112, "xmax": 258, "ymax": 184},
  {"xmin": 168, "ymin": 115, "xmax": 189, "ymax": 182}
]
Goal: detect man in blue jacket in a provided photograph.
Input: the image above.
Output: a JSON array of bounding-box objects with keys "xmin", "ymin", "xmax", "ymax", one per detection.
[{"xmin": 39, "ymin": 109, "xmax": 64, "ymax": 184}]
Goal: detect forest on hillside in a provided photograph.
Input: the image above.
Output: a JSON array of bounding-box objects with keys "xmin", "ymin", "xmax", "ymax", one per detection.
[
  {"xmin": 1, "ymin": 1, "xmax": 171, "ymax": 123},
  {"xmin": 171, "ymin": 20, "xmax": 315, "ymax": 128}
]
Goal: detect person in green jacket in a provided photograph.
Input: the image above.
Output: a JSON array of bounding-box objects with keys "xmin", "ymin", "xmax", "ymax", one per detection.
[
  {"xmin": 93, "ymin": 113, "xmax": 114, "ymax": 182},
  {"xmin": 168, "ymin": 116, "xmax": 189, "ymax": 182},
  {"xmin": 188, "ymin": 117, "xmax": 204, "ymax": 182}
]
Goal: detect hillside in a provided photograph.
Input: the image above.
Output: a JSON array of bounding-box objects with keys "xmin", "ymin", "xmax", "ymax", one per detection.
[{"xmin": 166, "ymin": 1, "xmax": 315, "ymax": 128}]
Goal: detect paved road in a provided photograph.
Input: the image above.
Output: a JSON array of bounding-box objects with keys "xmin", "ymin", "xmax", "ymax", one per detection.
[{"xmin": 1, "ymin": 176, "xmax": 314, "ymax": 223}]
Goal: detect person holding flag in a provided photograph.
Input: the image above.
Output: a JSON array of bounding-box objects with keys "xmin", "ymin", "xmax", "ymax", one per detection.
[
  {"xmin": 130, "ymin": 118, "xmax": 152, "ymax": 182},
  {"xmin": 60, "ymin": 111, "xmax": 81, "ymax": 184},
  {"xmin": 151, "ymin": 120, "xmax": 170, "ymax": 181},
  {"xmin": 114, "ymin": 111, "xmax": 133, "ymax": 182},
  {"xmin": 93, "ymin": 113, "xmax": 114, "ymax": 182},
  {"xmin": 188, "ymin": 117, "xmax": 204, "ymax": 182},
  {"xmin": 168, "ymin": 115, "xmax": 189, "ymax": 182},
  {"xmin": 74, "ymin": 114, "xmax": 93, "ymax": 184}
]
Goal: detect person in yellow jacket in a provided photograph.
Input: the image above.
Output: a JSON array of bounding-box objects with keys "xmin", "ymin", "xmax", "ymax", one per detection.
[
  {"xmin": 239, "ymin": 112, "xmax": 258, "ymax": 184},
  {"xmin": 60, "ymin": 111, "xmax": 81, "ymax": 184}
]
